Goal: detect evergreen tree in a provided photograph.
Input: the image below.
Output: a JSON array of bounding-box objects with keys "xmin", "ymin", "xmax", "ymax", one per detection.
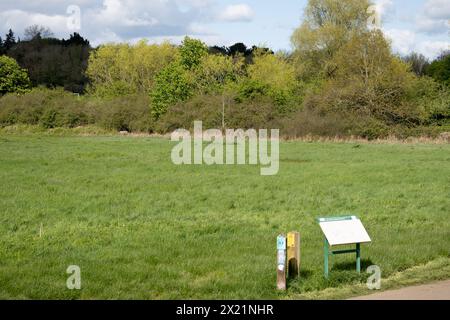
[
  {"xmin": 4, "ymin": 29, "xmax": 16, "ymax": 51},
  {"xmin": 0, "ymin": 36, "xmax": 4, "ymax": 55}
]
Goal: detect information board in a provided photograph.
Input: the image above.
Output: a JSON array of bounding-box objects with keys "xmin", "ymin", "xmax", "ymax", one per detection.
[{"xmin": 318, "ymin": 216, "xmax": 371, "ymax": 246}]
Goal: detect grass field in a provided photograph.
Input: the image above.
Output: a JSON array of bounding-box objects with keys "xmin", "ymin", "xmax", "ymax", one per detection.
[{"xmin": 0, "ymin": 133, "xmax": 449, "ymax": 299}]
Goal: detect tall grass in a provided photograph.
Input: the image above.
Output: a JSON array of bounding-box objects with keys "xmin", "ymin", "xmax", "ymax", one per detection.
[{"xmin": 0, "ymin": 135, "xmax": 448, "ymax": 299}]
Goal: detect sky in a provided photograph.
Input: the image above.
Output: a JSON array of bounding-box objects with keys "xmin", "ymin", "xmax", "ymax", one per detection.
[{"xmin": 0, "ymin": 0, "xmax": 448, "ymax": 59}]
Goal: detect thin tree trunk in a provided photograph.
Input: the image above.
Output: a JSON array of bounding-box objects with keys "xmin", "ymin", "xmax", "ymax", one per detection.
[{"xmin": 222, "ymin": 94, "xmax": 225, "ymax": 134}]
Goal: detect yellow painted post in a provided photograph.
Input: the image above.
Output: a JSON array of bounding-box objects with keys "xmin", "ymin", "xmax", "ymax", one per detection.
[{"xmin": 287, "ymin": 231, "xmax": 300, "ymax": 278}]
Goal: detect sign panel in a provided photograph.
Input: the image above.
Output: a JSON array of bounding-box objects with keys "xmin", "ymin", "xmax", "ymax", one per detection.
[
  {"xmin": 287, "ymin": 233, "xmax": 295, "ymax": 247},
  {"xmin": 277, "ymin": 250, "xmax": 286, "ymax": 266},
  {"xmin": 277, "ymin": 235, "xmax": 286, "ymax": 250},
  {"xmin": 319, "ymin": 216, "xmax": 371, "ymax": 246}
]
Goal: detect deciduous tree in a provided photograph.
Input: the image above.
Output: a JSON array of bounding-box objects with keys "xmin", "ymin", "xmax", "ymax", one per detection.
[
  {"xmin": 86, "ymin": 40, "xmax": 177, "ymax": 97},
  {"xmin": 291, "ymin": 0, "xmax": 371, "ymax": 79},
  {"xmin": 0, "ymin": 55, "xmax": 31, "ymax": 95}
]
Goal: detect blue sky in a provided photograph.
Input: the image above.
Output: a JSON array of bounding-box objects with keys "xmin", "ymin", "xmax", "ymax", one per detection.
[{"xmin": 0, "ymin": 0, "xmax": 449, "ymax": 59}]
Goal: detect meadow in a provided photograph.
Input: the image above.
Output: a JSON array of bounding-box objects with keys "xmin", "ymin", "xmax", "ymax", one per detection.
[{"xmin": 0, "ymin": 133, "xmax": 449, "ymax": 299}]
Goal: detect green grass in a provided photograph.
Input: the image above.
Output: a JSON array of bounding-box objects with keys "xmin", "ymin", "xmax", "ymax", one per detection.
[{"xmin": 0, "ymin": 134, "xmax": 449, "ymax": 299}]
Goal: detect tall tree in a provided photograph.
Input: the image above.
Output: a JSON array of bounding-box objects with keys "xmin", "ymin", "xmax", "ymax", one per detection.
[
  {"xmin": 63, "ymin": 33, "xmax": 89, "ymax": 46},
  {"xmin": 426, "ymin": 51, "xmax": 450, "ymax": 86},
  {"xmin": 4, "ymin": 29, "xmax": 16, "ymax": 51},
  {"xmin": 86, "ymin": 40, "xmax": 177, "ymax": 97},
  {"xmin": 291, "ymin": 0, "xmax": 371, "ymax": 79},
  {"xmin": 8, "ymin": 31, "xmax": 92, "ymax": 92},
  {"xmin": 293, "ymin": 0, "xmax": 430, "ymax": 133},
  {"xmin": 228, "ymin": 43, "xmax": 250, "ymax": 56},
  {"xmin": 179, "ymin": 37, "xmax": 208, "ymax": 70},
  {"xmin": 403, "ymin": 52, "xmax": 429, "ymax": 76},
  {"xmin": 24, "ymin": 25, "xmax": 54, "ymax": 40}
]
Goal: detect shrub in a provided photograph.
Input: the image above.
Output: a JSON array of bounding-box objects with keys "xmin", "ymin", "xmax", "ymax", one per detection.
[
  {"xmin": 89, "ymin": 95, "xmax": 154, "ymax": 132},
  {"xmin": 0, "ymin": 55, "xmax": 31, "ymax": 95},
  {"xmin": 157, "ymin": 94, "xmax": 280, "ymax": 133},
  {"xmin": 0, "ymin": 88, "xmax": 153, "ymax": 132},
  {"xmin": 279, "ymin": 108, "xmax": 351, "ymax": 138},
  {"xmin": 157, "ymin": 94, "xmax": 223, "ymax": 132}
]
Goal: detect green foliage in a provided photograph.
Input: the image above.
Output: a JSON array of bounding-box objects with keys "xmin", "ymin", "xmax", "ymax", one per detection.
[
  {"xmin": 157, "ymin": 94, "xmax": 278, "ymax": 133},
  {"xmin": 157, "ymin": 94, "xmax": 224, "ymax": 132},
  {"xmin": 0, "ymin": 55, "xmax": 31, "ymax": 95},
  {"xmin": 288, "ymin": 0, "xmax": 450, "ymax": 134},
  {"xmin": 0, "ymin": 88, "xmax": 88, "ymax": 128},
  {"xmin": 150, "ymin": 62, "xmax": 193, "ymax": 119},
  {"xmin": 245, "ymin": 52, "xmax": 300, "ymax": 113},
  {"xmin": 322, "ymin": 31, "xmax": 426, "ymax": 125},
  {"xmin": 0, "ymin": 87, "xmax": 154, "ymax": 132},
  {"xmin": 280, "ymin": 107, "xmax": 351, "ymax": 138},
  {"xmin": 93, "ymin": 95, "xmax": 155, "ymax": 132},
  {"xmin": 149, "ymin": 38, "xmax": 209, "ymax": 119},
  {"xmin": 426, "ymin": 51, "xmax": 450, "ymax": 86},
  {"xmin": 6, "ymin": 33, "xmax": 90, "ymax": 93},
  {"xmin": 86, "ymin": 40, "xmax": 178, "ymax": 97},
  {"xmin": 179, "ymin": 36, "xmax": 208, "ymax": 70},
  {"xmin": 40, "ymin": 108, "xmax": 58, "ymax": 128},
  {"xmin": 408, "ymin": 76, "xmax": 450, "ymax": 122},
  {"xmin": 291, "ymin": 0, "xmax": 371, "ymax": 79},
  {"xmin": 193, "ymin": 54, "xmax": 244, "ymax": 94},
  {"xmin": 1, "ymin": 1, "xmax": 449, "ymax": 139},
  {"xmin": 235, "ymin": 79, "xmax": 269, "ymax": 102},
  {"xmin": 403, "ymin": 52, "xmax": 429, "ymax": 76}
]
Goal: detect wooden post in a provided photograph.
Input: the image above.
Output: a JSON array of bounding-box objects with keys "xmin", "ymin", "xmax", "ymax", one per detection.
[
  {"xmin": 276, "ymin": 234, "xmax": 286, "ymax": 290},
  {"xmin": 287, "ymin": 231, "xmax": 300, "ymax": 278}
]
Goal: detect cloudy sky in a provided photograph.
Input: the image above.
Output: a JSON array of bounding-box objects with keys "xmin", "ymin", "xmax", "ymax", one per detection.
[{"xmin": 0, "ymin": 0, "xmax": 448, "ymax": 59}]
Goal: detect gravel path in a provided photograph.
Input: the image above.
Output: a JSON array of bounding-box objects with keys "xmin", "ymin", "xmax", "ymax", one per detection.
[{"xmin": 349, "ymin": 280, "xmax": 450, "ymax": 300}]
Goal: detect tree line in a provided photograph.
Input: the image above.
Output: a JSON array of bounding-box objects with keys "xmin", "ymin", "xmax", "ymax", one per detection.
[{"xmin": 0, "ymin": 0, "xmax": 449, "ymax": 139}]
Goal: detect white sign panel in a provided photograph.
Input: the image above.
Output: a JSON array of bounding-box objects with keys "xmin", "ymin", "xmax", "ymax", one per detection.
[{"xmin": 319, "ymin": 216, "xmax": 371, "ymax": 246}]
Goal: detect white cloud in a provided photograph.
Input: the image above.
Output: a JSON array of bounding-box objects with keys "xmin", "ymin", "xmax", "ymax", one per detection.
[
  {"xmin": 0, "ymin": 9, "xmax": 69, "ymax": 36},
  {"xmin": 85, "ymin": 0, "xmax": 158, "ymax": 28},
  {"xmin": 188, "ymin": 22, "xmax": 215, "ymax": 35},
  {"xmin": 218, "ymin": 4, "xmax": 254, "ymax": 22},
  {"xmin": 384, "ymin": 27, "xmax": 449, "ymax": 59},
  {"xmin": 0, "ymin": 0, "xmax": 220, "ymax": 46},
  {"xmin": 416, "ymin": 40, "xmax": 450, "ymax": 59},
  {"xmin": 176, "ymin": 0, "xmax": 211, "ymax": 8},
  {"xmin": 416, "ymin": 18, "xmax": 449, "ymax": 34},
  {"xmin": 384, "ymin": 28, "xmax": 417, "ymax": 56},
  {"xmin": 423, "ymin": 0, "xmax": 450, "ymax": 19},
  {"xmin": 416, "ymin": 0, "xmax": 450, "ymax": 34},
  {"xmin": 143, "ymin": 34, "xmax": 221, "ymax": 46}
]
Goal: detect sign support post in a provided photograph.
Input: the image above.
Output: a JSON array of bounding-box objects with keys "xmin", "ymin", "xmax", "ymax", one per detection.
[
  {"xmin": 356, "ymin": 242, "xmax": 361, "ymax": 273},
  {"xmin": 324, "ymin": 237, "xmax": 329, "ymax": 278},
  {"xmin": 287, "ymin": 231, "xmax": 300, "ymax": 278}
]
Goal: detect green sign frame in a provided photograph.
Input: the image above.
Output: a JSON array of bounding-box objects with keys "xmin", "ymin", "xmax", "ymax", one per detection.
[{"xmin": 317, "ymin": 216, "xmax": 365, "ymax": 278}]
